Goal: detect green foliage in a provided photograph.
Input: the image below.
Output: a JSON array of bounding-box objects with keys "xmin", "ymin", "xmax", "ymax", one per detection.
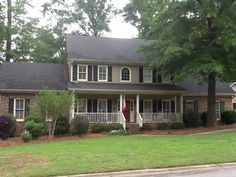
[
  {"xmin": 140, "ymin": 123, "xmax": 157, "ymax": 131},
  {"xmin": 221, "ymin": 110, "xmax": 236, "ymax": 125},
  {"xmin": 25, "ymin": 115, "xmax": 44, "ymax": 124},
  {"xmin": 70, "ymin": 115, "xmax": 89, "ymax": 136},
  {"xmin": 90, "ymin": 123, "xmax": 123, "ymax": 133},
  {"xmin": 183, "ymin": 112, "xmax": 200, "ymax": 128},
  {"xmin": 24, "ymin": 120, "xmax": 44, "ymax": 139},
  {"xmin": 55, "ymin": 116, "xmax": 70, "ymax": 135},
  {"xmin": 233, "ymin": 103, "xmax": 236, "ymax": 110},
  {"xmin": 0, "ymin": 114, "xmax": 16, "ymax": 140},
  {"xmin": 171, "ymin": 122, "xmax": 185, "ymax": 130},
  {"xmin": 21, "ymin": 130, "xmax": 32, "ymax": 143},
  {"xmin": 200, "ymin": 112, "xmax": 207, "ymax": 126},
  {"xmin": 157, "ymin": 123, "xmax": 171, "ymax": 130}
]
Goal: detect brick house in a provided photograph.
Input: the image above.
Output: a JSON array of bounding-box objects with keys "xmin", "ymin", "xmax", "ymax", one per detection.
[{"xmin": 0, "ymin": 34, "xmax": 234, "ymax": 133}]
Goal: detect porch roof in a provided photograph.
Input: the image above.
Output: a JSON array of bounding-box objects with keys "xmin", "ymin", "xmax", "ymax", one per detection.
[{"xmin": 68, "ymin": 82, "xmax": 187, "ymax": 93}]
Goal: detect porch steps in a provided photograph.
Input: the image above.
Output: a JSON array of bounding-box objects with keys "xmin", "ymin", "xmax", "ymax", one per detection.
[{"xmin": 126, "ymin": 123, "xmax": 140, "ymax": 134}]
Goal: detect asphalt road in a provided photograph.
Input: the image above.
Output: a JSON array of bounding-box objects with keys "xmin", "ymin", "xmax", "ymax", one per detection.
[{"xmin": 64, "ymin": 163, "xmax": 236, "ymax": 177}]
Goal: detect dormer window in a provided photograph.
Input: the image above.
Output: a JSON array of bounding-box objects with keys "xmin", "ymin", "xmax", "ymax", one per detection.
[
  {"xmin": 98, "ymin": 65, "xmax": 108, "ymax": 81},
  {"xmin": 143, "ymin": 67, "xmax": 153, "ymax": 83},
  {"xmin": 78, "ymin": 65, "xmax": 88, "ymax": 81},
  {"xmin": 120, "ymin": 67, "xmax": 131, "ymax": 82}
]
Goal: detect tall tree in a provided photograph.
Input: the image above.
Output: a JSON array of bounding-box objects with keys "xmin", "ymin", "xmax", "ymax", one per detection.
[
  {"xmin": 124, "ymin": 0, "xmax": 236, "ymax": 127},
  {"xmin": 0, "ymin": 1, "xmax": 5, "ymax": 61},
  {"xmin": 6, "ymin": 0, "xmax": 12, "ymax": 62}
]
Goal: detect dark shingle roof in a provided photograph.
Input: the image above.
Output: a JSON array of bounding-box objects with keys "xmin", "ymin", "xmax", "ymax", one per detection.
[
  {"xmin": 66, "ymin": 34, "xmax": 148, "ymax": 63},
  {"xmin": 0, "ymin": 62, "xmax": 67, "ymax": 91},
  {"xmin": 68, "ymin": 82, "xmax": 187, "ymax": 92},
  {"xmin": 178, "ymin": 78, "xmax": 235, "ymax": 94}
]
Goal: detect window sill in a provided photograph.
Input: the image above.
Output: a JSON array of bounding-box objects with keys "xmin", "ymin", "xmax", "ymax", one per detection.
[{"xmin": 16, "ymin": 119, "xmax": 24, "ymax": 122}]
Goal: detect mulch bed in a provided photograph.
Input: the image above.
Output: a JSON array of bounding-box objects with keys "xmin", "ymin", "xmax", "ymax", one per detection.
[{"xmin": 1, "ymin": 124, "xmax": 236, "ymax": 147}]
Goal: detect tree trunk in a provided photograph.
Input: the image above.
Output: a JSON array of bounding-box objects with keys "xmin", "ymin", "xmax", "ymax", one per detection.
[
  {"xmin": 51, "ymin": 120, "xmax": 57, "ymax": 139},
  {"xmin": 206, "ymin": 72, "xmax": 216, "ymax": 127},
  {"xmin": 6, "ymin": 0, "xmax": 12, "ymax": 62}
]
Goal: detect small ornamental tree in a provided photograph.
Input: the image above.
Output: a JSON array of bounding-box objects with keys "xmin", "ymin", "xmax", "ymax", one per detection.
[{"xmin": 37, "ymin": 90, "xmax": 73, "ymax": 138}]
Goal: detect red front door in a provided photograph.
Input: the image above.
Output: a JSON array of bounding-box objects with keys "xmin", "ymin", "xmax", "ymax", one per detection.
[{"xmin": 123, "ymin": 100, "xmax": 130, "ymax": 123}]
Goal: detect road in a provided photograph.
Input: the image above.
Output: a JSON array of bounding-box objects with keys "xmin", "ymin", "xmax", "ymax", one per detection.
[{"xmin": 62, "ymin": 163, "xmax": 236, "ymax": 177}]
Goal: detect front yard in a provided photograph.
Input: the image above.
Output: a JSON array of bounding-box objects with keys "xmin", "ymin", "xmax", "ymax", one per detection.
[{"xmin": 1, "ymin": 131, "xmax": 236, "ymax": 177}]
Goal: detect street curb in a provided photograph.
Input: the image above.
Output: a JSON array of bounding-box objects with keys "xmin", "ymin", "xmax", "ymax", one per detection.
[{"xmin": 57, "ymin": 162, "xmax": 236, "ymax": 177}]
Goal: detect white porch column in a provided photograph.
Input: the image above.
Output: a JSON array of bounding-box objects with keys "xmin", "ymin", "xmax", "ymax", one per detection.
[
  {"xmin": 136, "ymin": 94, "xmax": 140, "ymax": 113},
  {"xmin": 69, "ymin": 90, "xmax": 75, "ymax": 123},
  {"xmin": 120, "ymin": 94, "xmax": 123, "ymax": 112},
  {"xmin": 180, "ymin": 95, "xmax": 183, "ymax": 113}
]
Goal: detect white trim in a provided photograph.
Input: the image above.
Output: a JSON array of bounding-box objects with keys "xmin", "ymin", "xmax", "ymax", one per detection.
[
  {"xmin": 98, "ymin": 65, "xmax": 108, "ymax": 82},
  {"xmin": 78, "ymin": 64, "xmax": 88, "ymax": 81},
  {"xmin": 143, "ymin": 67, "xmax": 153, "ymax": 83},
  {"xmin": 162, "ymin": 100, "xmax": 171, "ymax": 113},
  {"xmin": 120, "ymin": 67, "xmax": 131, "ymax": 82},
  {"xmin": 143, "ymin": 100, "xmax": 153, "ymax": 113},
  {"xmin": 14, "ymin": 98, "xmax": 25, "ymax": 121},
  {"xmin": 97, "ymin": 99, "xmax": 107, "ymax": 113}
]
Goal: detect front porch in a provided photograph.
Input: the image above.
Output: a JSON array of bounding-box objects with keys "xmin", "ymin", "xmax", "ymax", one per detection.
[{"xmin": 70, "ymin": 93, "xmax": 184, "ymax": 129}]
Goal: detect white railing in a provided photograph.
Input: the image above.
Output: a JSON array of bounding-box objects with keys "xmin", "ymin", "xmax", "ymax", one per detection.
[
  {"xmin": 120, "ymin": 112, "xmax": 126, "ymax": 130},
  {"xmin": 75, "ymin": 113, "xmax": 120, "ymax": 123},
  {"xmin": 140, "ymin": 113, "xmax": 183, "ymax": 124},
  {"xmin": 136, "ymin": 113, "xmax": 143, "ymax": 127}
]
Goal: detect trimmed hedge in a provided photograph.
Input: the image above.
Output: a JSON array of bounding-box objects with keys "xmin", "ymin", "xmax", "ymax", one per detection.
[
  {"xmin": 183, "ymin": 112, "xmax": 200, "ymax": 127},
  {"xmin": 70, "ymin": 115, "xmax": 89, "ymax": 136},
  {"xmin": 171, "ymin": 122, "xmax": 185, "ymax": 130},
  {"xmin": 55, "ymin": 116, "xmax": 70, "ymax": 135},
  {"xmin": 25, "ymin": 115, "xmax": 44, "ymax": 124},
  {"xmin": 0, "ymin": 114, "xmax": 16, "ymax": 140},
  {"xmin": 157, "ymin": 123, "xmax": 171, "ymax": 130},
  {"xmin": 24, "ymin": 120, "xmax": 44, "ymax": 139},
  {"xmin": 221, "ymin": 110, "xmax": 236, "ymax": 125},
  {"xmin": 90, "ymin": 123, "xmax": 123, "ymax": 133}
]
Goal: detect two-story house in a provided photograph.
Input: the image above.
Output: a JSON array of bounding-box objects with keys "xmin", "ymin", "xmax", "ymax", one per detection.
[{"xmin": 66, "ymin": 34, "xmax": 234, "ymax": 129}]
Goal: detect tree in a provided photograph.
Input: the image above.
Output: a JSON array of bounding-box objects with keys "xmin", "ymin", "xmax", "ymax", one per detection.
[
  {"xmin": 124, "ymin": 0, "xmax": 236, "ymax": 127},
  {"xmin": 0, "ymin": 2, "xmax": 5, "ymax": 61},
  {"xmin": 37, "ymin": 90, "xmax": 73, "ymax": 138}
]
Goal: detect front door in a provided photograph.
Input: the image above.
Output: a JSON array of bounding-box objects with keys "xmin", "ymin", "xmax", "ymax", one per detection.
[{"xmin": 123, "ymin": 100, "xmax": 130, "ymax": 123}]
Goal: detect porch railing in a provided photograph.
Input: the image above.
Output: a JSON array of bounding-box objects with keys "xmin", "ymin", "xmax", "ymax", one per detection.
[
  {"xmin": 140, "ymin": 113, "xmax": 183, "ymax": 124},
  {"xmin": 136, "ymin": 113, "xmax": 143, "ymax": 127},
  {"xmin": 75, "ymin": 113, "xmax": 120, "ymax": 123},
  {"xmin": 119, "ymin": 112, "xmax": 126, "ymax": 130}
]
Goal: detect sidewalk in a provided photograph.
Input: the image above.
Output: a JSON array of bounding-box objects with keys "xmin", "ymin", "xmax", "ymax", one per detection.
[{"xmin": 57, "ymin": 162, "xmax": 236, "ymax": 177}]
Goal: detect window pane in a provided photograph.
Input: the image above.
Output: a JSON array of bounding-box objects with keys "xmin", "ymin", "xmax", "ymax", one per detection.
[
  {"xmin": 186, "ymin": 101, "xmax": 194, "ymax": 112},
  {"xmin": 98, "ymin": 66, "xmax": 107, "ymax": 81},
  {"xmin": 143, "ymin": 67, "xmax": 152, "ymax": 83},
  {"xmin": 144, "ymin": 101, "xmax": 152, "ymax": 113},
  {"xmin": 98, "ymin": 100, "xmax": 107, "ymax": 113},
  {"xmin": 121, "ymin": 68, "xmax": 130, "ymax": 81},
  {"xmin": 78, "ymin": 65, "xmax": 87, "ymax": 80},
  {"xmin": 77, "ymin": 99, "xmax": 87, "ymax": 113},
  {"xmin": 163, "ymin": 101, "xmax": 170, "ymax": 113},
  {"xmin": 215, "ymin": 102, "xmax": 220, "ymax": 120}
]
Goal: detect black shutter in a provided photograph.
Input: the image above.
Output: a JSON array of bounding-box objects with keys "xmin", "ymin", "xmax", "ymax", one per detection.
[
  {"xmin": 108, "ymin": 99, "xmax": 112, "ymax": 113},
  {"xmin": 183, "ymin": 100, "xmax": 186, "ymax": 112},
  {"xmin": 8, "ymin": 98, "xmax": 14, "ymax": 114},
  {"xmin": 158, "ymin": 100, "xmax": 162, "ymax": 112},
  {"xmin": 87, "ymin": 100, "xmax": 92, "ymax": 113},
  {"xmin": 108, "ymin": 66, "xmax": 112, "ymax": 82},
  {"xmin": 220, "ymin": 101, "xmax": 225, "ymax": 113},
  {"xmin": 93, "ymin": 66, "xmax": 98, "ymax": 81},
  {"xmin": 88, "ymin": 65, "xmax": 92, "ymax": 81},
  {"xmin": 72, "ymin": 65, "xmax": 77, "ymax": 81},
  {"xmin": 194, "ymin": 101, "xmax": 198, "ymax": 113},
  {"xmin": 139, "ymin": 100, "xmax": 143, "ymax": 113},
  {"xmin": 139, "ymin": 67, "xmax": 143, "ymax": 83},
  {"xmin": 153, "ymin": 100, "xmax": 157, "ymax": 113},
  {"xmin": 153, "ymin": 69, "xmax": 157, "ymax": 83},
  {"xmin": 93, "ymin": 100, "xmax": 97, "ymax": 112},
  {"xmin": 171, "ymin": 100, "xmax": 175, "ymax": 113},
  {"xmin": 158, "ymin": 74, "xmax": 162, "ymax": 83},
  {"xmin": 25, "ymin": 98, "xmax": 30, "ymax": 117}
]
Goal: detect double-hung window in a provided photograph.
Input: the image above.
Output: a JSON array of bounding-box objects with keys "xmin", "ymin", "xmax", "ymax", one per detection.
[
  {"xmin": 14, "ymin": 99, "xmax": 25, "ymax": 120},
  {"xmin": 98, "ymin": 99, "xmax": 107, "ymax": 113},
  {"xmin": 98, "ymin": 65, "xmax": 108, "ymax": 81},
  {"xmin": 143, "ymin": 67, "xmax": 153, "ymax": 83},
  {"xmin": 215, "ymin": 101, "xmax": 220, "ymax": 120},
  {"xmin": 121, "ymin": 67, "xmax": 131, "ymax": 82},
  {"xmin": 162, "ymin": 100, "xmax": 171, "ymax": 113},
  {"xmin": 78, "ymin": 65, "xmax": 88, "ymax": 81},
  {"xmin": 75, "ymin": 99, "xmax": 87, "ymax": 113},
  {"xmin": 186, "ymin": 100, "xmax": 194, "ymax": 112},
  {"xmin": 143, "ymin": 100, "xmax": 152, "ymax": 113}
]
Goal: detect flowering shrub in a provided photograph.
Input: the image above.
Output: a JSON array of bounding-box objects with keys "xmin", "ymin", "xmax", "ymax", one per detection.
[{"xmin": 0, "ymin": 115, "xmax": 16, "ymax": 140}]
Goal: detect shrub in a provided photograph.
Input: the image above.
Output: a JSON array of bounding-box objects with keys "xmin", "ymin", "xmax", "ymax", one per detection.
[
  {"xmin": 24, "ymin": 120, "xmax": 44, "ymax": 139},
  {"xmin": 108, "ymin": 130, "xmax": 130, "ymax": 135},
  {"xmin": 221, "ymin": 110, "xmax": 236, "ymax": 125},
  {"xmin": 200, "ymin": 112, "xmax": 207, "ymax": 126},
  {"xmin": 183, "ymin": 112, "xmax": 200, "ymax": 127},
  {"xmin": 55, "ymin": 116, "xmax": 70, "ymax": 135},
  {"xmin": 171, "ymin": 122, "xmax": 185, "ymax": 129},
  {"xmin": 157, "ymin": 123, "xmax": 171, "ymax": 130},
  {"xmin": 90, "ymin": 123, "xmax": 123, "ymax": 133},
  {"xmin": 0, "ymin": 115, "xmax": 16, "ymax": 140},
  {"xmin": 21, "ymin": 130, "xmax": 32, "ymax": 143},
  {"xmin": 25, "ymin": 115, "xmax": 44, "ymax": 124},
  {"xmin": 70, "ymin": 115, "xmax": 89, "ymax": 136},
  {"xmin": 140, "ymin": 123, "xmax": 157, "ymax": 131}
]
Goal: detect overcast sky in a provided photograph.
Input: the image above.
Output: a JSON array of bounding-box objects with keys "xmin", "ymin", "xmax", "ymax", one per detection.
[{"xmin": 28, "ymin": 0, "xmax": 138, "ymax": 38}]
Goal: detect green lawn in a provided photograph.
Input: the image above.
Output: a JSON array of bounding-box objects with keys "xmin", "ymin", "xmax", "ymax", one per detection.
[{"xmin": 1, "ymin": 131, "xmax": 236, "ymax": 177}]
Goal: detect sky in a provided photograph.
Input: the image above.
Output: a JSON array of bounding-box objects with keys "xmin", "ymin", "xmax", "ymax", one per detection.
[{"xmin": 28, "ymin": 0, "xmax": 138, "ymax": 39}]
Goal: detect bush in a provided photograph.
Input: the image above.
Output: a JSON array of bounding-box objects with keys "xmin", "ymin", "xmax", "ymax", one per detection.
[
  {"xmin": 21, "ymin": 130, "xmax": 32, "ymax": 143},
  {"xmin": 183, "ymin": 112, "xmax": 200, "ymax": 127},
  {"xmin": 90, "ymin": 123, "xmax": 123, "ymax": 133},
  {"xmin": 25, "ymin": 115, "xmax": 44, "ymax": 124},
  {"xmin": 200, "ymin": 112, "xmax": 207, "ymax": 126},
  {"xmin": 55, "ymin": 116, "xmax": 70, "ymax": 135},
  {"xmin": 157, "ymin": 123, "xmax": 171, "ymax": 130},
  {"xmin": 221, "ymin": 110, "xmax": 236, "ymax": 125},
  {"xmin": 108, "ymin": 130, "xmax": 130, "ymax": 135},
  {"xmin": 0, "ymin": 115, "xmax": 16, "ymax": 140},
  {"xmin": 140, "ymin": 123, "xmax": 157, "ymax": 131},
  {"xmin": 24, "ymin": 120, "xmax": 44, "ymax": 139},
  {"xmin": 70, "ymin": 115, "xmax": 89, "ymax": 136},
  {"xmin": 171, "ymin": 122, "xmax": 185, "ymax": 129}
]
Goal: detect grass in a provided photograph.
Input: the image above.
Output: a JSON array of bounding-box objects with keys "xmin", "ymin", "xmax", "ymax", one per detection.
[{"xmin": 1, "ymin": 131, "xmax": 236, "ymax": 177}]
